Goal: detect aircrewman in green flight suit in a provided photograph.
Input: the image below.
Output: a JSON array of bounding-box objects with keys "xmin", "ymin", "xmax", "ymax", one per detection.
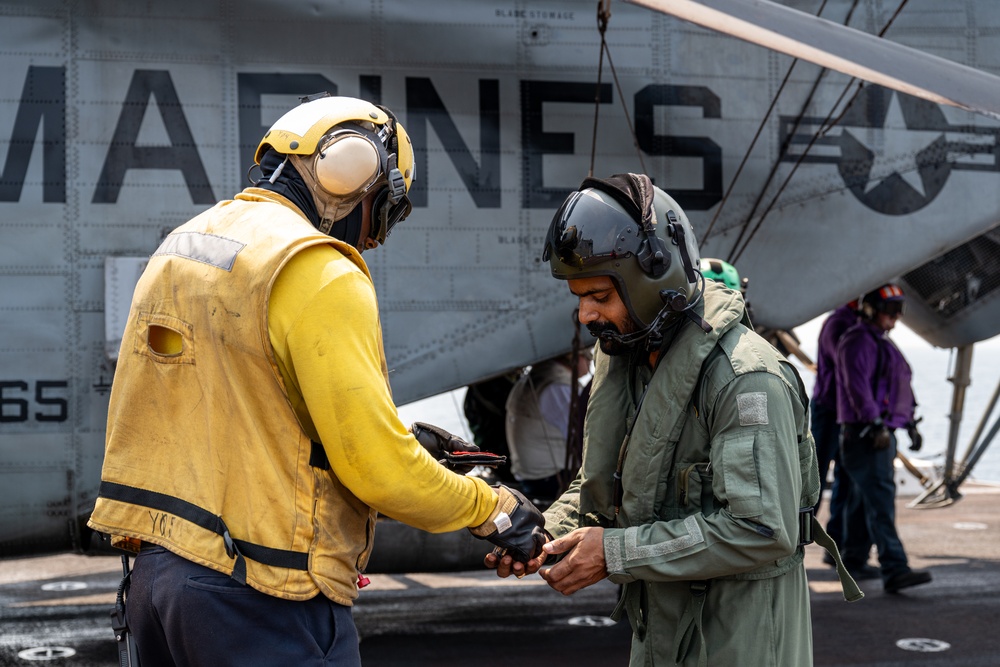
[{"xmin": 487, "ymin": 173, "xmax": 861, "ymax": 666}]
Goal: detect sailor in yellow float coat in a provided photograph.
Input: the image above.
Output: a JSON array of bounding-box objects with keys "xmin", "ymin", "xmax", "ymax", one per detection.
[
  {"xmin": 88, "ymin": 96, "xmax": 546, "ymax": 666},
  {"xmin": 90, "ymin": 187, "xmax": 500, "ymax": 602}
]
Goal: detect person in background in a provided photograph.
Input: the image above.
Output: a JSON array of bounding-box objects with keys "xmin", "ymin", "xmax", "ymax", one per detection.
[
  {"xmin": 700, "ymin": 258, "xmax": 816, "ymax": 371},
  {"xmin": 699, "ymin": 257, "xmax": 743, "ymax": 294},
  {"xmin": 463, "ymin": 373, "xmax": 520, "ymax": 485},
  {"xmin": 836, "ymin": 283, "xmax": 931, "ymax": 593},
  {"xmin": 812, "ymin": 300, "xmax": 864, "ymax": 567},
  {"xmin": 505, "ymin": 349, "xmax": 592, "ymax": 503},
  {"xmin": 488, "ymin": 173, "xmax": 860, "ymax": 666},
  {"xmin": 87, "ymin": 94, "xmax": 545, "ymax": 666}
]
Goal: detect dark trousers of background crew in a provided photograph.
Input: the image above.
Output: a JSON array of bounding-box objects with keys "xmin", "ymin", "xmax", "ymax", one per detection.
[
  {"xmin": 810, "ymin": 402, "xmax": 853, "ymax": 546},
  {"xmin": 838, "ymin": 427, "xmax": 910, "ymax": 580},
  {"xmin": 126, "ymin": 546, "xmax": 361, "ymax": 667}
]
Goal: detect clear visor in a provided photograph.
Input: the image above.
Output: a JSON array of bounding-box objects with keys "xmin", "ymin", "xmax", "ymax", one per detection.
[{"xmin": 543, "ymin": 189, "xmax": 642, "ymax": 268}]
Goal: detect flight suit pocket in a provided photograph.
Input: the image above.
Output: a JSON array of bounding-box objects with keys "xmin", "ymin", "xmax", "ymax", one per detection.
[{"xmin": 721, "ymin": 431, "xmax": 764, "ymax": 518}]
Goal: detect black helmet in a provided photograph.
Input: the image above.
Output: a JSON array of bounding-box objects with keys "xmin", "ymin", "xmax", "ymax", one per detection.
[
  {"xmin": 861, "ymin": 283, "xmax": 906, "ymax": 318},
  {"xmin": 543, "ymin": 173, "xmax": 703, "ymax": 345}
]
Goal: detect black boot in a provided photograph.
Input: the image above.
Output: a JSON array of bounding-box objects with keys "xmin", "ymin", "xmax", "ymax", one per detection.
[{"xmin": 884, "ymin": 569, "xmax": 932, "ymax": 593}]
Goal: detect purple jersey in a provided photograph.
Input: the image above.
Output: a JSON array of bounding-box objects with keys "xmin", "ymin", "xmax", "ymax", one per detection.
[
  {"xmin": 812, "ymin": 305, "xmax": 858, "ymax": 410},
  {"xmin": 835, "ymin": 319, "xmax": 916, "ymax": 428}
]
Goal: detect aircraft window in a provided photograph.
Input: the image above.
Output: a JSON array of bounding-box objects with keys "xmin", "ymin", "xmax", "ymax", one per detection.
[{"xmin": 147, "ymin": 325, "xmax": 184, "ymax": 356}]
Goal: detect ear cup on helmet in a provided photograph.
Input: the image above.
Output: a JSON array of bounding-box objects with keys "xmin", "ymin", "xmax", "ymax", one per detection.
[{"xmin": 313, "ymin": 134, "xmax": 380, "ymax": 196}]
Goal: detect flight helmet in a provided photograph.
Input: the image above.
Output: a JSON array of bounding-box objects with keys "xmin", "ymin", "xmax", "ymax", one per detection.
[
  {"xmin": 543, "ymin": 173, "xmax": 703, "ymax": 345},
  {"xmin": 255, "ymin": 94, "xmax": 415, "ymax": 245},
  {"xmin": 861, "ymin": 283, "xmax": 905, "ymax": 318},
  {"xmin": 700, "ymin": 258, "xmax": 742, "ymax": 292}
]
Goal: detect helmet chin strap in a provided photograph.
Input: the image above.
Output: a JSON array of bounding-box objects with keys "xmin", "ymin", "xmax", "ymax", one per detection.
[
  {"xmin": 600, "ymin": 275, "xmax": 713, "ymax": 352},
  {"xmin": 597, "ymin": 305, "xmax": 677, "ymax": 352}
]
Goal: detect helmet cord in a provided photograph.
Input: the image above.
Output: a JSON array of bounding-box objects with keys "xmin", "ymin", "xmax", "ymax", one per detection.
[{"xmin": 268, "ymin": 156, "xmax": 288, "ymax": 184}]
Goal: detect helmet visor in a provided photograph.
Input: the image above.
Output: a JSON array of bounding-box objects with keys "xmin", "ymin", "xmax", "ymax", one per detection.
[
  {"xmin": 543, "ymin": 189, "xmax": 642, "ymax": 269},
  {"xmin": 880, "ymin": 300, "xmax": 905, "ymax": 316}
]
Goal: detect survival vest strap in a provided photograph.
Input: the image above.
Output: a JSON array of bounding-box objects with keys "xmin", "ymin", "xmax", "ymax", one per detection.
[{"xmin": 98, "ymin": 481, "xmax": 309, "ymax": 585}]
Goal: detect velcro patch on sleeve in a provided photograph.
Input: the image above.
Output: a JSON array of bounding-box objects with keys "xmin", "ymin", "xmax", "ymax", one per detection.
[{"xmin": 737, "ymin": 392, "xmax": 768, "ymax": 426}]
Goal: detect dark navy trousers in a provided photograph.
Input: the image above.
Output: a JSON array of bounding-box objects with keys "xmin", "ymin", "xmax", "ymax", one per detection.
[
  {"xmin": 810, "ymin": 402, "xmax": 853, "ymax": 546},
  {"xmin": 126, "ymin": 546, "xmax": 361, "ymax": 666},
  {"xmin": 839, "ymin": 428, "xmax": 910, "ymax": 579}
]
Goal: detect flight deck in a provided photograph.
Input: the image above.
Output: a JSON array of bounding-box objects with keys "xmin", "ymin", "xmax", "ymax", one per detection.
[{"xmin": 2, "ymin": 484, "xmax": 998, "ymax": 666}]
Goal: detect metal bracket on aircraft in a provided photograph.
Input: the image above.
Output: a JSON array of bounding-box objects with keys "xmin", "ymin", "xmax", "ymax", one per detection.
[{"xmin": 908, "ymin": 346, "xmax": 1000, "ymax": 509}]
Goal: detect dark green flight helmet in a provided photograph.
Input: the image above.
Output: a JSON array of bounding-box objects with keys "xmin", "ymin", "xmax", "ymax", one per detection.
[{"xmin": 542, "ymin": 173, "xmax": 703, "ymax": 339}]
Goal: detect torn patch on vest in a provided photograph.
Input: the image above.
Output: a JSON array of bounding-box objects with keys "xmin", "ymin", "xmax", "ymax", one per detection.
[{"xmin": 737, "ymin": 392, "xmax": 768, "ymax": 426}]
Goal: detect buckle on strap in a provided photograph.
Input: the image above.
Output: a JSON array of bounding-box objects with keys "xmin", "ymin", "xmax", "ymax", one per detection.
[
  {"xmin": 798, "ymin": 506, "xmax": 815, "ymax": 546},
  {"xmin": 222, "ymin": 526, "xmax": 236, "ymax": 559},
  {"xmin": 673, "ymin": 581, "xmax": 711, "ymax": 666}
]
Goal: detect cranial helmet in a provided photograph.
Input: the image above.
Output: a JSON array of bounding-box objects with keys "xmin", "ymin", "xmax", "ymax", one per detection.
[
  {"xmin": 861, "ymin": 283, "xmax": 906, "ymax": 318},
  {"xmin": 543, "ymin": 173, "xmax": 703, "ymax": 340},
  {"xmin": 255, "ymin": 94, "xmax": 415, "ymax": 245},
  {"xmin": 700, "ymin": 258, "xmax": 742, "ymax": 292}
]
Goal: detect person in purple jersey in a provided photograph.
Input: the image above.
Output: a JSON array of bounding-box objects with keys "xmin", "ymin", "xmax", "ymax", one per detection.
[
  {"xmin": 836, "ymin": 284, "xmax": 931, "ymax": 593},
  {"xmin": 811, "ymin": 301, "xmax": 863, "ymax": 565}
]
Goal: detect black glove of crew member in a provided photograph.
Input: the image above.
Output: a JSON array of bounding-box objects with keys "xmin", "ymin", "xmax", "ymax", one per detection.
[
  {"xmin": 860, "ymin": 419, "xmax": 892, "ymax": 450},
  {"xmin": 872, "ymin": 426, "xmax": 892, "ymax": 451},
  {"xmin": 411, "ymin": 422, "xmax": 508, "ymax": 474},
  {"xmin": 906, "ymin": 419, "xmax": 923, "ymax": 452},
  {"xmin": 469, "ymin": 485, "xmax": 546, "ymax": 563}
]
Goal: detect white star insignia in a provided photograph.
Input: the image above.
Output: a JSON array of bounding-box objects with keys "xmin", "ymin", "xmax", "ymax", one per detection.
[{"xmin": 844, "ymin": 92, "xmax": 944, "ymax": 196}]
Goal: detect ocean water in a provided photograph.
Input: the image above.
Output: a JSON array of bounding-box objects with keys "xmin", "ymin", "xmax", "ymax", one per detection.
[{"xmin": 397, "ymin": 315, "xmax": 1000, "ymax": 484}]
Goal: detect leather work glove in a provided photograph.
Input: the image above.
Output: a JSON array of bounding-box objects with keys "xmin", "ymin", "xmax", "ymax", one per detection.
[
  {"xmin": 859, "ymin": 419, "xmax": 892, "ymax": 451},
  {"xmin": 411, "ymin": 422, "xmax": 507, "ymax": 474},
  {"xmin": 469, "ymin": 485, "xmax": 546, "ymax": 563},
  {"xmin": 872, "ymin": 426, "xmax": 892, "ymax": 451},
  {"xmin": 906, "ymin": 420, "xmax": 923, "ymax": 452}
]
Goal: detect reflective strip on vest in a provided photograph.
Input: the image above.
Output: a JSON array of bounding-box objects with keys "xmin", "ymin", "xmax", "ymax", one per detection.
[{"xmin": 154, "ymin": 231, "xmax": 246, "ymax": 272}]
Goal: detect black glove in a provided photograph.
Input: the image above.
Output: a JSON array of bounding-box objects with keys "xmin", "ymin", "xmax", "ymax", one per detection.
[
  {"xmin": 440, "ymin": 449, "xmax": 508, "ymax": 470},
  {"xmin": 411, "ymin": 421, "xmax": 481, "ymax": 474},
  {"xmin": 469, "ymin": 485, "xmax": 546, "ymax": 563},
  {"xmin": 906, "ymin": 420, "xmax": 923, "ymax": 452},
  {"xmin": 873, "ymin": 426, "xmax": 892, "ymax": 451},
  {"xmin": 859, "ymin": 419, "xmax": 891, "ymax": 450}
]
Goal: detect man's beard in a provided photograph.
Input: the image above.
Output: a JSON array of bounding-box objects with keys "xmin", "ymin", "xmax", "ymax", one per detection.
[{"xmin": 587, "ymin": 318, "xmax": 640, "ymax": 356}]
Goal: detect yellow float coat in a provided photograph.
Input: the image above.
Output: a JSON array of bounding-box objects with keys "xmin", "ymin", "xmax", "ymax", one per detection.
[{"xmin": 89, "ymin": 189, "xmax": 495, "ymax": 604}]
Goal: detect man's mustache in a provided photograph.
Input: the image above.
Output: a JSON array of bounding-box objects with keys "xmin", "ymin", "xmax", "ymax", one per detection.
[{"xmin": 587, "ymin": 322, "xmax": 622, "ymax": 339}]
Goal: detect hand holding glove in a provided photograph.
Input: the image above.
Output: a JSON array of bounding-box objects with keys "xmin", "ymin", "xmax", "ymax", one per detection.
[
  {"xmin": 469, "ymin": 485, "xmax": 546, "ymax": 563},
  {"xmin": 411, "ymin": 422, "xmax": 506, "ymax": 474}
]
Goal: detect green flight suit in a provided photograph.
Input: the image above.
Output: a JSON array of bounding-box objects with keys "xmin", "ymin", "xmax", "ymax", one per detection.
[{"xmin": 545, "ymin": 281, "xmax": 818, "ymax": 666}]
